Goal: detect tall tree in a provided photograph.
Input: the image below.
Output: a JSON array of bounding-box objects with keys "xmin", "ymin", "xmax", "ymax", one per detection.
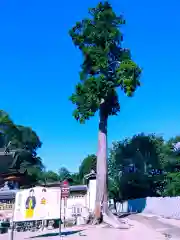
[{"xmin": 69, "ymin": 1, "xmax": 141, "ymax": 226}]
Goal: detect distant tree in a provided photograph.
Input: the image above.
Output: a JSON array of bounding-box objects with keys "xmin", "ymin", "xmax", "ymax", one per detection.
[
  {"xmin": 162, "ymin": 136, "xmax": 180, "ymax": 171},
  {"xmin": 58, "ymin": 167, "xmax": 71, "ymax": 182},
  {"xmin": 108, "ymin": 134, "xmax": 165, "ymax": 200},
  {"xmin": 163, "ymin": 172, "xmax": 180, "ymax": 196},
  {"xmin": 40, "ymin": 170, "xmax": 59, "ymax": 183},
  {"xmin": 69, "ymin": 1, "xmax": 141, "ymax": 225},
  {"xmin": 159, "ymin": 137, "xmax": 180, "ymax": 196},
  {"xmin": 11, "ymin": 125, "xmax": 42, "ymax": 156},
  {"xmin": 0, "ymin": 110, "xmax": 19, "ymax": 147},
  {"xmin": 79, "ymin": 154, "xmax": 97, "ymax": 180},
  {"xmin": 10, "ymin": 126, "xmax": 44, "ymax": 183},
  {"xmin": 69, "ymin": 173, "xmax": 82, "ymax": 185},
  {"xmin": 0, "ymin": 110, "xmax": 44, "ymax": 185}
]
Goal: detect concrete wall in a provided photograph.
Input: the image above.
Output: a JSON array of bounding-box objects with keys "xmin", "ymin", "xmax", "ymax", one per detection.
[
  {"xmin": 116, "ymin": 197, "xmax": 180, "ymax": 219},
  {"xmin": 65, "ymin": 194, "xmax": 87, "ymax": 219},
  {"xmin": 87, "ymin": 179, "xmax": 96, "ymax": 212},
  {"xmin": 62, "ymin": 178, "xmax": 97, "ymax": 219}
]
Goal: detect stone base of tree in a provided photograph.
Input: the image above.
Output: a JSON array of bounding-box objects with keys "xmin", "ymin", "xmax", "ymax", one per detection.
[
  {"xmin": 92, "ymin": 207, "xmax": 130, "ymax": 229},
  {"xmin": 103, "ymin": 211, "xmax": 130, "ymax": 229}
]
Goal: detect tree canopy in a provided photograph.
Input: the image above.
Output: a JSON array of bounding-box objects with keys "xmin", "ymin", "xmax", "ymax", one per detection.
[
  {"xmin": 0, "ymin": 109, "xmax": 44, "ymax": 185},
  {"xmin": 69, "ymin": 1, "xmax": 141, "ymax": 123},
  {"xmin": 108, "ymin": 133, "xmax": 180, "ymax": 200}
]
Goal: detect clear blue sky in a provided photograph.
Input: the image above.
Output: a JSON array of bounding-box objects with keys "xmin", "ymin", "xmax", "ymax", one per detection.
[{"xmin": 0, "ymin": 0, "xmax": 179, "ymax": 172}]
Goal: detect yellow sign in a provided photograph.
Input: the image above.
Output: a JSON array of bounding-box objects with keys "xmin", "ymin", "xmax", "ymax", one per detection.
[{"xmin": 40, "ymin": 198, "xmax": 46, "ymax": 205}]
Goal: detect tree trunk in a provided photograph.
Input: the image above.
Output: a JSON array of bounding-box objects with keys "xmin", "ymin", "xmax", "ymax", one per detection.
[
  {"xmin": 95, "ymin": 104, "xmax": 108, "ymax": 221},
  {"xmin": 94, "ymin": 104, "xmax": 130, "ymax": 228},
  {"xmin": 114, "ymin": 199, "xmax": 117, "ymax": 213}
]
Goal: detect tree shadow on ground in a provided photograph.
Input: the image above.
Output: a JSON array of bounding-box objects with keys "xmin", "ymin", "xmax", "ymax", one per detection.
[
  {"xmin": 29, "ymin": 230, "xmax": 84, "ymax": 238},
  {"xmin": 118, "ymin": 213, "xmax": 132, "ymax": 218}
]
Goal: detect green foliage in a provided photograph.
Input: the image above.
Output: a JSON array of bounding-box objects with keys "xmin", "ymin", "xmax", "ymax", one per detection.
[
  {"xmin": 0, "ymin": 110, "xmax": 19, "ymax": 145},
  {"xmin": 79, "ymin": 154, "xmax": 97, "ymax": 180},
  {"xmin": 11, "ymin": 125, "xmax": 42, "ymax": 156},
  {"xmin": 108, "ymin": 133, "xmax": 180, "ymax": 200},
  {"xmin": 10, "ymin": 127, "xmax": 44, "ymax": 183},
  {"xmin": 0, "ymin": 109, "xmax": 44, "ymax": 185},
  {"xmin": 163, "ymin": 172, "xmax": 180, "ymax": 196},
  {"xmin": 69, "ymin": 173, "xmax": 82, "ymax": 186},
  {"xmin": 69, "ymin": 1, "xmax": 141, "ymax": 123},
  {"xmin": 40, "ymin": 170, "xmax": 59, "ymax": 183},
  {"xmin": 37, "ymin": 169, "xmax": 82, "ymax": 186},
  {"xmin": 58, "ymin": 167, "xmax": 71, "ymax": 182}
]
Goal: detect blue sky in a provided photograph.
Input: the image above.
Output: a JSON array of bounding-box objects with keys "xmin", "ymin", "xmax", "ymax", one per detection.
[{"xmin": 0, "ymin": 0, "xmax": 179, "ymax": 172}]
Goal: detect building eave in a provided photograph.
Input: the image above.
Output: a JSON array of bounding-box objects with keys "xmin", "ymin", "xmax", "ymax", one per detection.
[{"xmin": 37, "ymin": 182, "xmax": 88, "ymax": 192}]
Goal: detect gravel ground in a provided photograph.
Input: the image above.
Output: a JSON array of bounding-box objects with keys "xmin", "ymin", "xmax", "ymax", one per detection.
[
  {"xmin": 0, "ymin": 220, "xmax": 165, "ymax": 240},
  {"xmin": 128, "ymin": 214, "xmax": 180, "ymax": 239}
]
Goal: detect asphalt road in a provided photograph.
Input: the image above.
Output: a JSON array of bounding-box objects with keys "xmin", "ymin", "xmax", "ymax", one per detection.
[{"xmin": 128, "ymin": 214, "xmax": 180, "ymax": 239}]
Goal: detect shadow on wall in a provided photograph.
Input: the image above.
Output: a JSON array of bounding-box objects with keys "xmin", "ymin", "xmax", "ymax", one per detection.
[{"xmin": 128, "ymin": 198, "xmax": 147, "ymax": 213}]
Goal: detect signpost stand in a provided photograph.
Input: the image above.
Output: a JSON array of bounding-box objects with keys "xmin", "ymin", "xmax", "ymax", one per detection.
[
  {"xmin": 9, "ymin": 222, "xmax": 14, "ymax": 240},
  {"xmin": 59, "ymin": 180, "xmax": 69, "ymax": 238},
  {"xmin": 59, "ymin": 186, "xmax": 62, "ymax": 238},
  {"xmin": 9, "ymin": 200, "xmax": 15, "ymax": 240},
  {"xmin": 63, "ymin": 198, "xmax": 66, "ymax": 228}
]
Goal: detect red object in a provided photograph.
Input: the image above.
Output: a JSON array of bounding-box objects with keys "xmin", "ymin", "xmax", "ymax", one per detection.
[{"xmin": 60, "ymin": 180, "xmax": 70, "ymax": 198}]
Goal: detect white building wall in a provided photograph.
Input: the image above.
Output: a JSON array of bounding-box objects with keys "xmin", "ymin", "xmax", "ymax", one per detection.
[
  {"xmin": 116, "ymin": 197, "xmax": 180, "ymax": 220},
  {"xmin": 62, "ymin": 194, "xmax": 87, "ymax": 219},
  {"xmin": 87, "ymin": 179, "xmax": 96, "ymax": 212}
]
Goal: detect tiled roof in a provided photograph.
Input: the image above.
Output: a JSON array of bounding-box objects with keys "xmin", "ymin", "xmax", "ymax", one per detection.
[
  {"xmin": 0, "ymin": 190, "xmax": 17, "ymax": 200},
  {"xmin": 0, "ymin": 184, "xmax": 88, "ymax": 200},
  {"xmin": 38, "ymin": 182, "xmax": 87, "ymax": 192},
  {"xmin": 69, "ymin": 185, "xmax": 87, "ymax": 191}
]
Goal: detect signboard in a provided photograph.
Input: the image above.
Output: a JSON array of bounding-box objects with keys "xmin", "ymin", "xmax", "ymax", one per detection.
[
  {"xmin": 61, "ymin": 180, "xmax": 70, "ymax": 199},
  {"xmin": 13, "ymin": 187, "xmax": 61, "ymax": 222}
]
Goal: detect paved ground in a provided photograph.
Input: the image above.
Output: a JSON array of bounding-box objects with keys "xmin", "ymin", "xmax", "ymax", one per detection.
[
  {"xmin": 0, "ymin": 220, "xmax": 165, "ymax": 240},
  {"xmin": 1, "ymin": 215, "xmax": 179, "ymax": 240},
  {"xmin": 128, "ymin": 214, "xmax": 180, "ymax": 239}
]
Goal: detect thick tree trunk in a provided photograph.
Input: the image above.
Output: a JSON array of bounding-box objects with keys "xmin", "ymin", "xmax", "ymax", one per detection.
[
  {"xmin": 95, "ymin": 104, "xmax": 108, "ymax": 221},
  {"xmin": 94, "ymin": 104, "xmax": 130, "ymax": 228}
]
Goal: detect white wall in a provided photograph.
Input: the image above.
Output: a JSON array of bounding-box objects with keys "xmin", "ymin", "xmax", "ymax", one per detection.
[
  {"xmin": 116, "ymin": 197, "xmax": 180, "ymax": 220},
  {"xmin": 142, "ymin": 197, "xmax": 180, "ymax": 219},
  {"xmin": 87, "ymin": 179, "xmax": 96, "ymax": 212},
  {"xmin": 66, "ymin": 194, "xmax": 87, "ymax": 218}
]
